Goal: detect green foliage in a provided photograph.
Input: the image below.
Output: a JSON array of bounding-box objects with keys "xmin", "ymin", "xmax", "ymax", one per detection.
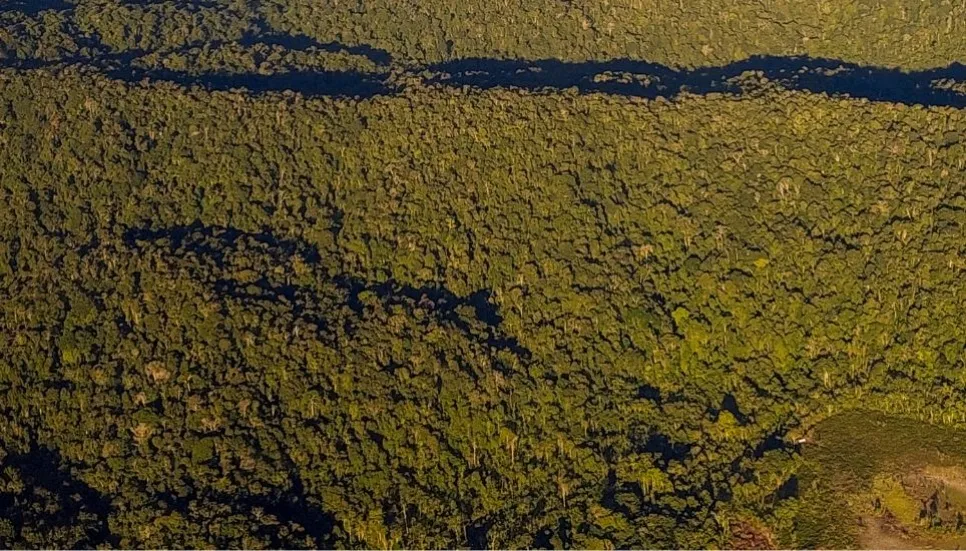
[
  {"xmin": 260, "ymin": 0, "xmax": 966, "ymax": 67},
  {"xmin": 1, "ymin": 1, "xmax": 966, "ymax": 548},
  {"xmin": 4, "ymin": 0, "xmax": 966, "ymax": 69}
]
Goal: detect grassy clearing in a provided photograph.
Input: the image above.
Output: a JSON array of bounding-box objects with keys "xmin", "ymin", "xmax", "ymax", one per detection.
[{"xmin": 788, "ymin": 411, "xmax": 966, "ymax": 548}]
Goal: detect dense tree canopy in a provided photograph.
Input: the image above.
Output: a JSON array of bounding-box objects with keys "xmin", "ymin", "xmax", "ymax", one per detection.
[
  {"xmin": 4, "ymin": 0, "xmax": 966, "ymax": 68},
  {"xmin": 2, "ymin": 1, "xmax": 966, "ymax": 548}
]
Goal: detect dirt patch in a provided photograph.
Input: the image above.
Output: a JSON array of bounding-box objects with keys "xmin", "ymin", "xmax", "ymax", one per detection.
[
  {"xmin": 728, "ymin": 519, "xmax": 776, "ymax": 550},
  {"xmin": 923, "ymin": 466, "xmax": 966, "ymax": 496},
  {"xmin": 857, "ymin": 513, "xmax": 929, "ymax": 550},
  {"xmin": 857, "ymin": 510, "xmax": 966, "ymax": 549}
]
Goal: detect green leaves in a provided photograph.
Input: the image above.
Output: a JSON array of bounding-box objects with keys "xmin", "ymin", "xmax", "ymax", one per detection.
[{"xmin": 1, "ymin": 34, "xmax": 965, "ymax": 548}]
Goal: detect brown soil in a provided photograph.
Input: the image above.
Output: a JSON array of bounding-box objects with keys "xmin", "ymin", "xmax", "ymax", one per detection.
[
  {"xmin": 858, "ymin": 513, "xmax": 933, "ymax": 550},
  {"xmin": 728, "ymin": 519, "xmax": 776, "ymax": 550}
]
